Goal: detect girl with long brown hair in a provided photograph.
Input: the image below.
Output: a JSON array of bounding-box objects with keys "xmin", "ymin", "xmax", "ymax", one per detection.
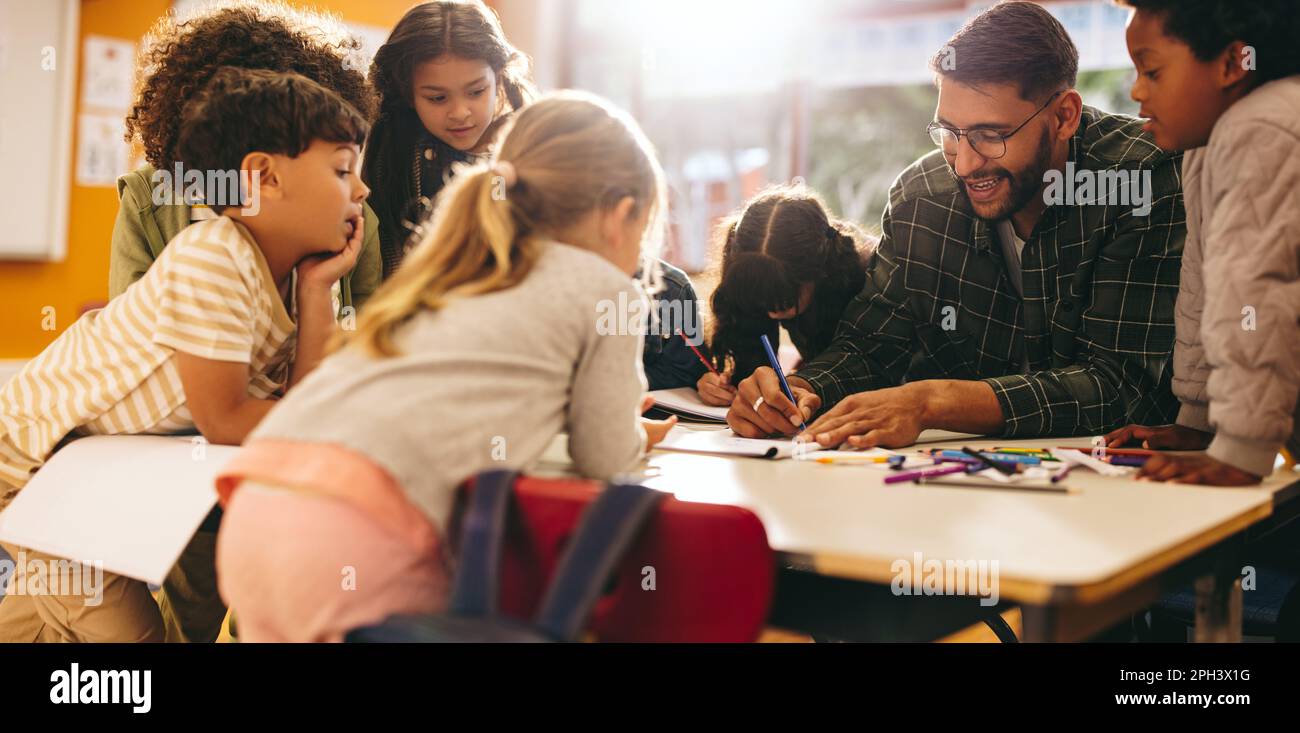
[{"xmin": 362, "ymin": 0, "xmax": 537, "ymax": 278}]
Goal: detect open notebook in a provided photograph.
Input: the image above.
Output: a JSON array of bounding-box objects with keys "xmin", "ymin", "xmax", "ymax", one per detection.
[
  {"xmin": 0, "ymin": 436, "xmax": 231, "ymax": 585},
  {"xmin": 648, "ymin": 387, "xmax": 729, "ymax": 423}
]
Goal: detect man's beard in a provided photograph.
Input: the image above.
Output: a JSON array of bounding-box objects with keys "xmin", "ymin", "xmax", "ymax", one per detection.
[{"xmin": 955, "ymin": 131, "xmax": 1053, "ymax": 222}]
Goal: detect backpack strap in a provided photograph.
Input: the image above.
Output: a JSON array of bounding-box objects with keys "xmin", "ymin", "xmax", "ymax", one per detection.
[
  {"xmin": 447, "ymin": 469, "xmax": 518, "ymax": 617},
  {"xmin": 533, "ymin": 483, "xmax": 665, "ymax": 641}
]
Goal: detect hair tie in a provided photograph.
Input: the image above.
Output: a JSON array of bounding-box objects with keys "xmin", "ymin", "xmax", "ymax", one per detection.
[{"xmin": 491, "ymin": 160, "xmax": 518, "ymax": 189}]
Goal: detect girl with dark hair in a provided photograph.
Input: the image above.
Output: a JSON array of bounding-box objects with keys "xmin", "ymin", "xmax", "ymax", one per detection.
[
  {"xmin": 700, "ymin": 185, "xmax": 876, "ymax": 406},
  {"xmin": 362, "ymin": 0, "xmax": 536, "ymax": 277}
]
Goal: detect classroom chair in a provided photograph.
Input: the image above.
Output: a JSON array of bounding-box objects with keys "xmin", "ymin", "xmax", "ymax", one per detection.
[
  {"xmin": 349, "ymin": 470, "xmax": 775, "ymax": 642},
  {"xmin": 1146, "ymin": 565, "xmax": 1300, "ymax": 642}
]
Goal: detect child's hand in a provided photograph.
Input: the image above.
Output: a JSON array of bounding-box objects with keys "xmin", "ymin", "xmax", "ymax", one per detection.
[
  {"xmin": 697, "ymin": 371, "xmax": 736, "ymax": 406},
  {"xmin": 1137, "ymin": 453, "xmax": 1263, "ymax": 486},
  {"xmin": 1104, "ymin": 423, "xmax": 1213, "ymax": 450},
  {"xmin": 297, "ymin": 214, "xmax": 363, "ymax": 295},
  {"xmin": 642, "ymin": 414, "xmax": 677, "ymax": 450}
]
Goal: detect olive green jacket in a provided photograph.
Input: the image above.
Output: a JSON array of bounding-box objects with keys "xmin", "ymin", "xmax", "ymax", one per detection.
[{"xmin": 108, "ymin": 165, "xmax": 383, "ymax": 311}]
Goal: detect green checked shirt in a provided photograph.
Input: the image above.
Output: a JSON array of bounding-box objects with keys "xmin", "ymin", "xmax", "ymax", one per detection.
[{"xmin": 797, "ymin": 107, "xmax": 1186, "ymax": 438}]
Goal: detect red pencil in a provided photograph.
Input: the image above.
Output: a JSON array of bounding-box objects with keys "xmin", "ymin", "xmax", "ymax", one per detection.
[{"xmin": 677, "ymin": 331, "xmax": 720, "ymax": 376}]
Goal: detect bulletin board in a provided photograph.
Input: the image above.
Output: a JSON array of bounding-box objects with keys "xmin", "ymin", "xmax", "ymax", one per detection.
[{"xmin": 0, "ymin": 0, "xmax": 80, "ymax": 261}]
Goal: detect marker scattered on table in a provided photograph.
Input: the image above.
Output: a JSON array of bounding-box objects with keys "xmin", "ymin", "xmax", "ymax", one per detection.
[
  {"xmin": 1103, "ymin": 454, "xmax": 1150, "ymax": 467},
  {"xmin": 1050, "ymin": 462, "xmax": 1075, "ymax": 483},
  {"xmin": 884, "ymin": 463, "xmax": 972, "ymax": 484},
  {"xmin": 1056, "ymin": 446, "xmax": 1156, "ymax": 457},
  {"xmin": 959, "ymin": 446, "xmax": 1019, "ymax": 475},
  {"xmin": 813, "ymin": 455, "xmax": 891, "ymax": 465},
  {"xmin": 989, "ymin": 447, "xmax": 1058, "ymax": 462},
  {"xmin": 930, "ymin": 449, "xmax": 1039, "ymax": 467}
]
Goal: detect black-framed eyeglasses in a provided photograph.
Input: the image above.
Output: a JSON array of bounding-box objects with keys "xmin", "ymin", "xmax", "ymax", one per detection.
[{"xmin": 926, "ymin": 90, "xmax": 1064, "ymax": 160}]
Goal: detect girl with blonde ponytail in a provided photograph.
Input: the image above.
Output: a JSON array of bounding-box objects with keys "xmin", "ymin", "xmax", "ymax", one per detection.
[{"xmin": 211, "ymin": 91, "xmax": 676, "ymax": 642}]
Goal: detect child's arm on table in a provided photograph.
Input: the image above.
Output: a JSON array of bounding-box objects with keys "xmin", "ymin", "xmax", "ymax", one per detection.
[{"xmin": 176, "ymin": 354, "xmax": 278, "ymax": 445}]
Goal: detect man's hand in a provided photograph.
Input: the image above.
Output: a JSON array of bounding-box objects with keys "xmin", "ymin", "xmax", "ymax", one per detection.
[
  {"xmin": 726, "ymin": 367, "xmax": 821, "ymax": 438},
  {"xmin": 1104, "ymin": 423, "xmax": 1212, "ymax": 450},
  {"xmin": 696, "ymin": 371, "xmax": 736, "ymax": 406},
  {"xmin": 801, "ymin": 383, "xmax": 927, "ymax": 449},
  {"xmin": 1138, "ymin": 453, "xmax": 1263, "ymax": 486}
]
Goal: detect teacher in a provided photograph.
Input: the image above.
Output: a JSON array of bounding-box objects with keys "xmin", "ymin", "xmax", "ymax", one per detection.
[{"xmin": 727, "ymin": 1, "xmax": 1185, "ymax": 447}]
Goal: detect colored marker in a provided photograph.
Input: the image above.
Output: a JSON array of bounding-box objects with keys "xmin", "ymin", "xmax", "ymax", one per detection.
[
  {"xmin": 931, "ymin": 449, "xmax": 1041, "ymax": 466},
  {"xmin": 884, "ymin": 463, "xmax": 972, "ymax": 484},
  {"xmin": 1104, "ymin": 454, "xmax": 1150, "ymax": 467},
  {"xmin": 759, "ymin": 333, "xmax": 808, "ymax": 433},
  {"xmin": 990, "ymin": 448, "xmax": 1058, "ymax": 462},
  {"xmin": 1057, "ymin": 446, "xmax": 1156, "ymax": 457},
  {"xmin": 813, "ymin": 455, "xmax": 890, "ymax": 465},
  {"xmin": 959, "ymin": 447, "xmax": 1021, "ymax": 475}
]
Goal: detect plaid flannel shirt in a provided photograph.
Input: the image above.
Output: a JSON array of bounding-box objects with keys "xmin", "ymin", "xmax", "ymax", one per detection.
[{"xmin": 796, "ymin": 107, "xmax": 1186, "ymax": 437}]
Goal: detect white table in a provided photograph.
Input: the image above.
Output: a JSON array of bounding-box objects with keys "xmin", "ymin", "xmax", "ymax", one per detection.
[{"xmin": 535, "ymin": 429, "xmax": 1299, "ymax": 641}]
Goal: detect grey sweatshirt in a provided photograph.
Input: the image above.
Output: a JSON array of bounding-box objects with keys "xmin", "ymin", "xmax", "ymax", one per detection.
[
  {"xmin": 249, "ymin": 239, "xmax": 649, "ymax": 530},
  {"xmin": 1174, "ymin": 75, "xmax": 1300, "ymax": 476}
]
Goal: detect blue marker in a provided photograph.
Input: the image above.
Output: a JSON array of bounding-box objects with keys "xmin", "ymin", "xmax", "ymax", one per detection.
[
  {"xmin": 760, "ymin": 333, "xmax": 808, "ymax": 433},
  {"xmin": 930, "ymin": 449, "xmax": 1041, "ymax": 466}
]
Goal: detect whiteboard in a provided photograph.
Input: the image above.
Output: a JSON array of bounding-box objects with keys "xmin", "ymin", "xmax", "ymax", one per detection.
[{"xmin": 0, "ymin": 0, "xmax": 79, "ymax": 261}]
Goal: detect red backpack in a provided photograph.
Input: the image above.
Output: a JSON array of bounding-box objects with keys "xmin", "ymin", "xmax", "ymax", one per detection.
[{"xmin": 347, "ymin": 470, "xmax": 773, "ymax": 643}]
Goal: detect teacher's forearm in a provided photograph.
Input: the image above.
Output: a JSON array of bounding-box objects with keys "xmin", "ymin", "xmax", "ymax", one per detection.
[{"xmin": 913, "ymin": 379, "xmax": 1005, "ymax": 435}]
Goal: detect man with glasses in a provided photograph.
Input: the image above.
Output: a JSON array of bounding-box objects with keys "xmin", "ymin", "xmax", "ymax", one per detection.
[{"xmin": 728, "ymin": 0, "xmax": 1185, "ymax": 447}]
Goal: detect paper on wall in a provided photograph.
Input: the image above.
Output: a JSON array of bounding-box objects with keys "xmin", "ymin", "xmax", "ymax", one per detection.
[{"xmin": 79, "ymin": 35, "xmax": 134, "ymax": 110}]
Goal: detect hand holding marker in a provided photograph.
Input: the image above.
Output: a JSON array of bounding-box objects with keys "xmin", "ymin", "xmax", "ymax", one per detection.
[{"xmin": 759, "ymin": 333, "xmax": 808, "ymax": 433}]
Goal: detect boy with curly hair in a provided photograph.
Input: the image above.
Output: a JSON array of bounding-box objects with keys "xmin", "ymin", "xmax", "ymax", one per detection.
[
  {"xmin": 0, "ymin": 67, "xmax": 371, "ymax": 642},
  {"xmin": 115, "ymin": 0, "xmax": 379, "ymax": 311},
  {"xmin": 104, "ymin": 1, "xmax": 381, "ymax": 643}
]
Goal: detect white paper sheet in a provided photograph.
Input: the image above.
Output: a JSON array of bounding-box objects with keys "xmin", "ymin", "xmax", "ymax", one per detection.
[
  {"xmin": 0, "ymin": 436, "xmax": 234, "ymax": 585},
  {"xmin": 654, "ymin": 425, "xmax": 822, "ymax": 459}
]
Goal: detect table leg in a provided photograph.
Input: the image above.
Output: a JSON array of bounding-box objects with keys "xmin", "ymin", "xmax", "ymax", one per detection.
[{"xmin": 1019, "ymin": 605, "xmax": 1057, "ymax": 643}]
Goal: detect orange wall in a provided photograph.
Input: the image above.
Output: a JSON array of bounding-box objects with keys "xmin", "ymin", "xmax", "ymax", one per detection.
[
  {"xmin": 0, "ymin": 0, "xmax": 440, "ymax": 359},
  {"xmin": 0, "ymin": 0, "xmax": 168, "ymax": 359}
]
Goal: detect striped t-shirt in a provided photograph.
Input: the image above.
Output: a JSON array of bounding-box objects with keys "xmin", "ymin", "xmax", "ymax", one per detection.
[{"xmin": 0, "ymin": 216, "xmax": 296, "ymax": 509}]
